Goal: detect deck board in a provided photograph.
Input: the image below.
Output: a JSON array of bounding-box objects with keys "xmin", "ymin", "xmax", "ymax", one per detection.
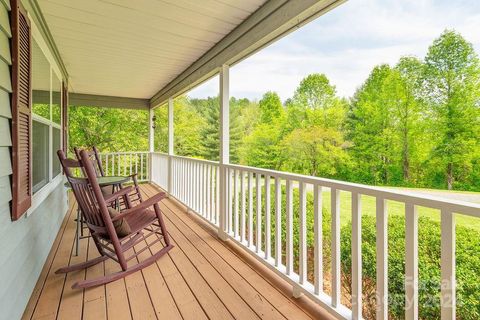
[{"xmin": 22, "ymin": 184, "xmax": 317, "ymax": 320}]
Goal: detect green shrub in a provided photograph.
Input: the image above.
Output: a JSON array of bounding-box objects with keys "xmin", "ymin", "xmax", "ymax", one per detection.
[{"xmin": 340, "ymin": 215, "xmax": 480, "ymax": 319}]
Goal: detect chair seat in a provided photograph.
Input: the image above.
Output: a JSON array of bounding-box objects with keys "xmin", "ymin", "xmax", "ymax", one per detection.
[{"xmin": 125, "ymin": 208, "xmax": 158, "ymax": 234}]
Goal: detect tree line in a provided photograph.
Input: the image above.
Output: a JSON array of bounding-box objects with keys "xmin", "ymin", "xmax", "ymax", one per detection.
[{"xmin": 154, "ymin": 30, "xmax": 480, "ymax": 191}]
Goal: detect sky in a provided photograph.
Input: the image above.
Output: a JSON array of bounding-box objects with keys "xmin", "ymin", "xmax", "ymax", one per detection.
[{"xmin": 188, "ymin": 0, "xmax": 480, "ymax": 102}]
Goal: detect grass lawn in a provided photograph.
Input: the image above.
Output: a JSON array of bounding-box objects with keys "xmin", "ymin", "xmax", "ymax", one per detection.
[{"xmin": 319, "ymin": 189, "xmax": 480, "ymax": 231}]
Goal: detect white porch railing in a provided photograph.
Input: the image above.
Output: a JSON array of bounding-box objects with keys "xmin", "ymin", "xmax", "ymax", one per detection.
[
  {"xmin": 149, "ymin": 152, "xmax": 480, "ymax": 320},
  {"xmin": 98, "ymin": 152, "xmax": 149, "ymax": 181}
]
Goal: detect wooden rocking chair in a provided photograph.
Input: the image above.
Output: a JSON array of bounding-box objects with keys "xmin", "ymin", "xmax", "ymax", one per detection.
[
  {"xmin": 74, "ymin": 146, "xmax": 143, "ymax": 205},
  {"xmin": 56, "ymin": 150, "xmax": 173, "ymax": 289}
]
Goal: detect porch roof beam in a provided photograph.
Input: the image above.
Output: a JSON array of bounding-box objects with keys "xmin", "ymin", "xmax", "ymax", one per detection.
[
  {"xmin": 69, "ymin": 93, "xmax": 149, "ymax": 110},
  {"xmin": 149, "ymin": 0, "xmax": 345, "ymax": 108}
]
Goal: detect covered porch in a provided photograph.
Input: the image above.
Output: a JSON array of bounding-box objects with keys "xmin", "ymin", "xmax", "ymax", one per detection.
[
  {"xmin": 22, "ymin": 183, "xmax": 325, "ymax": 320},
  {"xmin": 1, "ymin": 0, "xmax": 480, "ymax": 319}
]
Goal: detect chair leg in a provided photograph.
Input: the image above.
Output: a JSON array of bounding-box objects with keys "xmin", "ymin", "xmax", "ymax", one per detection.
[
  {"xmin": 79, "ymin": 207, "xmax": 84, "ymax": 237},
  {"xmin": 75, "ymin": 208, "xmax": 80, "ymax": 256},
  {"xmin": 72, "ymin": 244, "xmax": 173, "ymax": 289}
]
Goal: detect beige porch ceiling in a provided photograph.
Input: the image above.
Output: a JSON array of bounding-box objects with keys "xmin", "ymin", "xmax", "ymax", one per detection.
[{"xmin": 37, "ymin": 0, "xmax": 267, "ymax": 99}]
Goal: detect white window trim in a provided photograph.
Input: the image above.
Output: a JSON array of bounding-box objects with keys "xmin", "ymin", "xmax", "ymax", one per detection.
[
  {"xmin": 27, "ymin": 13, "xmax": 65, "ymax": 217},
  {"xmin": 27, "ymin": 174, "xmax": 64, "ymax": 216}
]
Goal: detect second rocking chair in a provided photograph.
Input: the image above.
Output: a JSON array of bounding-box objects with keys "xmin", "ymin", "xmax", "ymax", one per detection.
[{"xmin": 56, "ymin": 149, "xmax": 173, "ymax": 289}]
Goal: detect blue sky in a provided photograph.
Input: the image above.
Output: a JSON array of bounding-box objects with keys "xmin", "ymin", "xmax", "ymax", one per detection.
[{"xmin": 189, "ymin": 0, "xmax": 480, "ymax": 102}]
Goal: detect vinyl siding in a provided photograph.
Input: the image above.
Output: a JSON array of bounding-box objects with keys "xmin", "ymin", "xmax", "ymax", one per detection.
[
  {"xmin": 0, "ymin": 184, "xmax": 68, "ymax": 320},
  {"xmin": 0, "ymin": 60, "xmax": 11, "ymax": 93},
  {"xmin": 0, "ymin": 3, "xmax": 68, "ymax": 320},
  {"xmin": 0, "ymin": 31, "xmax": 11, "ymax": 65},
  {"xmin": 0, "ymin": 3, "xmax": 11, "ymax": 38},
  {"xmin": 0, "ymin": 117, "xmax": 11, "ymax": 146}
]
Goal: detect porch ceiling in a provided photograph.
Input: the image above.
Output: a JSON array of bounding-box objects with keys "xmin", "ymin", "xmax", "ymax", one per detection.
[{"xmin": 37, "ymin": 0, "xmax": 267, "ymax": 99}]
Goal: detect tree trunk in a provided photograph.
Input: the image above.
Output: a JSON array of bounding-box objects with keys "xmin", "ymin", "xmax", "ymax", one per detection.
[
  {"xmin": 447, "ymin": 162, "xmax": 453, "ymax": 190},
  {"xmin": 403, "ymin": 130, "xmax": 409, "ymax": 182}
]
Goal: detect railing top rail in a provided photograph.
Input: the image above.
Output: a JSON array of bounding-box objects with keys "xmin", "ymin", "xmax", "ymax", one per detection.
[
  {"xmin": 222, "ymin": 163, "xmax": 480, "ymax": 217},
  {"xmin": 99, "ymin": 151, "xmax": 149, "ymax": 155},
  {"xmin": 169, "ymin": 154, "xmax": 220, "ymax": 166}
]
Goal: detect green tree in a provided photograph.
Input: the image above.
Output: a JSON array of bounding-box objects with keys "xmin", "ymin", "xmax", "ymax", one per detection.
[
  {"xmin": 392, "ymin": 57, "xmax": 425, "ymax": 182},
  {"xmin": 189, "ymin": 96, "xmax": 245, "ymax": 162},
  {"xmin": 69, "ymin": 106, "xmax": 148, "ymax": 154},
  {"xmin": 423, "ymin": 30, "xmax": 480, "ymax": 189},
  {"xmin": 279, "ymin": 127, "xmax": 350, "ymax": 177},
  {"xmin": 293, "ymin": 73, "xmax": 346, "ymax": 129},
  {"xmin": 240, "ymin": 123, "xmax": 282, "ymax": 169},
  {"xmin": 347, "ymin": 65, "xmax": 398, "ymax": 184},
  {"xmin": 258, "ymin": 91, "xmax": 284, "ymax": 123},
  {"xmin": 173, "ymin": 96, "xmax": 205, "ymax": 157},
  {"xmin": 154, "ymin": 104, "xmax": 168, "ymax": 153}
]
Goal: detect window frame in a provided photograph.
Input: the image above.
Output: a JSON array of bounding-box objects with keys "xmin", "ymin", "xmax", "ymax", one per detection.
[{"xmin": 27, "ymin": 15, "xmax": 64, "ymax": 215}]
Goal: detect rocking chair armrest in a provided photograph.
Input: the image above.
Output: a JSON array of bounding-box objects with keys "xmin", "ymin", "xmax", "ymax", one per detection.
[
  {"xmin": 111, "ymin": 192, "xmax": 167, "ymax": 221},
  {"xmin": 104, "ymin": 186, "xmax": 134, "ymax": 203}
]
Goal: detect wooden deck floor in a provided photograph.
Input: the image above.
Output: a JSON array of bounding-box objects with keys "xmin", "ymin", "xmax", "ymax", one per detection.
[{"xmin": 22, "ymin": 184, "xmax": 328, "ymax": 320}]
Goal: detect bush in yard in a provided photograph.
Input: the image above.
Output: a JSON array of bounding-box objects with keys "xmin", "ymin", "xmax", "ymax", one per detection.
[{"xmin": 340, "ymin": 214, "xmax": 480, "ymax": 319}]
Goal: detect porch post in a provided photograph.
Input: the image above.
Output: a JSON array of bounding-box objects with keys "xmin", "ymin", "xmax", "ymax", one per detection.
[
  {"xmin": 148, "ymin": 108, "xmax": 154, "ymax": 181},
  {"xmin": 168, "ymin": 97, "xmax": 174, "ymax": 195},
  {"xmin": 218, "ymin": 64, "xmax": 229, "ymax": 241}
]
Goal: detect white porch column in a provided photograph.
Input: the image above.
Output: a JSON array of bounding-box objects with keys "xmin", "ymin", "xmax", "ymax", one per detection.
[
  {"xmin": 148, "ymin": 108, "xmax": 154, "ymax": 181},
  {"xmin": 167, "ymin": 97, "xmax": 174, "ymax": 194},
  {"xmin": 218, "ymin": 65, "xmax": 230, "ymax": 241}
]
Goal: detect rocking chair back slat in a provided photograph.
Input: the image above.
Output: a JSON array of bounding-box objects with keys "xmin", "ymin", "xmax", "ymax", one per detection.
[
  {"xmin": 74, "ymin": 146, "xmax": 105, "ymax": 177},
  {"xmin": 57, "ymin": 150, "xmax": 106, "ymax": 228}
]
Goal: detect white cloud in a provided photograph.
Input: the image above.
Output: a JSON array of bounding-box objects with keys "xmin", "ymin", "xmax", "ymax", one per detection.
[{"xmin": 189, "ymin": 0, "xmax": 480, "ymax": 101}]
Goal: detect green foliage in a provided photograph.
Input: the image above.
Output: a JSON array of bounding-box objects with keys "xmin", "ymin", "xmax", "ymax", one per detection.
[
  {"xmin": 69, "ymin": 105, "xmax": 148, "ymax": 154},
  {"xmin": 154, "ymin": 104, "xmax": 168, "ymax": 153},
  {"xmin": 293, "ymin": 73, "xmax": 347, "ymax": 130},
  {"xmin": 33, "ymin": 103, "xmax": 50, "ymax": 120},
  {"xmin": 258, "ymin": 91, "xmax": 284, "ymax": 123},
  {"xmin": 240, "ymin": 123, "xmax": 282, "ymax": 169},
  {"xmin": 172, "ymin": 96, "xmax": 205, "ymax": 157},
  {"xmin": 279, "ymin": 127, "xmax": 350, "ymax": 177},
  {"xmin": 347, "ymin": 64, "xmax": 400, "ymax": 185},
  {"xmin": 423, "ymin": 30, "xmax": 480, "ymax": 190},
  {"xmin": 340, "ymin": 214, "xmax": 480, "ymax": 319}
]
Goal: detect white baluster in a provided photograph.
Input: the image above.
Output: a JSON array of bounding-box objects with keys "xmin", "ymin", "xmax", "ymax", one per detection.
[
  {"xmin": 376, "ymin": 198, "xmax": 388, "ymax": 319},
  {"xmin": 331, "ymin": 188, "xmax": 340, "ymax": 307},
  {"xmin": 314, "ymin": 184, "xmax": 323, "ymax": 294},
  {"xmin": 256, "ymin": 173, "xmax": 262, "ymax": 254},
  {"xmin": 441, "ymin": 209, "xmax": 455, "ymax": 320},
  {"xmin": 352, "ymin": 192, "xmax": 362, "ymax": 319},
  {"xmin": 216, "ymin": 166, "xmax": 220, "ymax": 225},
  {"xmin": 240, "ymin": 171, "xmax": 246, "ymax": 242},
  {"xmin": 275, "ymin": 177, "xmax": 282, "ymax": 267},
  {"xmin": 265, "ymin": 175, "xmax": 271, "ymax": 259},
  {"xmin": 405, "ymin": 202, "xmax": 418, "ymax": 320},
  {"xmin": 248, "ymin": 172, "xmax": 253, "ymax": 247},
  {"xmin": 286, "ymin": 180, "xmax": 293, "ymax": 275},
  {"xmin": 299, "ymin": 182, "xmax": 307, "ymax": 284},
  {"xmin": 234, "ymin": 169, "xmax": 239, "ymax": 237}
]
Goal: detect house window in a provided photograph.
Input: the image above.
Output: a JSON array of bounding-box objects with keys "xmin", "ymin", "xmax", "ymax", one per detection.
[
  {"xmin": 32, "ymin": 38, "xmax": 63, "ymax": 194},
  {"xmin": 32, "ymin": 121, "xmax": 49, "ymax": 192},
  {"xmin": 52, "ymin": 127, "xmax": 62, "ymax": 177}
]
